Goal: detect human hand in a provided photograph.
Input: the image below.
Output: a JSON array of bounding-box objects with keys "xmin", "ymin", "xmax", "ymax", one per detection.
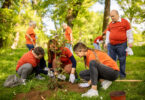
[
  {"xmin": 57, "ymin": 74, "xmax": 66, "ymax": 80},
  {"xmin": 104, "ymin": 44, "xmax": 107, "ymax": 49},
  {"xmin": 47, "ymin": 69, "xmax": 54, "ymax": 77},
  {"xmin": 69, "ymin": 74, "xmax": 75, "ymax": 83}
]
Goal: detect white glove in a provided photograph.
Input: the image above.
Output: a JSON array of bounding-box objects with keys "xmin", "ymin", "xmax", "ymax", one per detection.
[
  {"xmin": 126, "ymin": 47, "xmax": 133, "ymax": 55},
  {"xmin": 57, "ymin": 74, "xmax": 66, "ymax": 80},
  {"xmin": 69, "ymin": 74, "xmax": 75, "ymax": 83},
  {"xmin": 47, "ymin": 69, "xmax": 54, "ymax": 77},
  {"xmin": 79, "ymin": 83, "xmax": 90, "ymax": 88}
]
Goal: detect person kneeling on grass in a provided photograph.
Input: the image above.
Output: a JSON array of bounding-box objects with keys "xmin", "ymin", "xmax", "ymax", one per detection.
[
  {"xmin": 73, "ymin": 42, "xmax": 119, "ymax": 97},
  {"xmin": 47, "ymin": 39, "xmax": 77, "ymax": 83},
  {"xmin": 16, "ymin": 47, "xmax": 52, "ymax": 85}
]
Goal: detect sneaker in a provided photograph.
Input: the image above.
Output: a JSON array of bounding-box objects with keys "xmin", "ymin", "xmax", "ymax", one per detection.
[
  {"xmin": 81, "ymin": 89, "xmax": 99, "ymax": 97},
  {"xmin": 36, "ymin": 74, "xmax": 45, "ymax": 80},
  {"xmin": 101, "ymin": 80, "xmax": 112, "ymax": 90},
  {"xmin": 79, "ymin": 83, "xmax": 90, "ymax": 88}
]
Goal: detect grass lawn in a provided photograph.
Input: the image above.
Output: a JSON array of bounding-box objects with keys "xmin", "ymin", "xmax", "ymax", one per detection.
[{"xmin": 0, "ymin": 46, "xmax": 145, "ymax": 100}]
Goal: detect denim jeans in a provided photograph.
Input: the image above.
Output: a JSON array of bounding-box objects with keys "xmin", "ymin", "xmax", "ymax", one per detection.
[
  {"xmin": 65, "ymin": 43, "xmax": 73, "ymax": 54},
  {"xmin": 26, "ymin": 44, "xmax": 34, "ymax": 50},
  {"xmin": 93, "ymin": 43, "xmax": 101, "ymax": 50},
  {"xmin": 108, "ymin": 42, "xmax": 127, "ymax": 78}
]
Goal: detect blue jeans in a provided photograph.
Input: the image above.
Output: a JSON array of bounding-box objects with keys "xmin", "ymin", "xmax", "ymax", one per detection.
[
  {"xmin": 26, "ymin": 44, "xmax": 34, "ymax": 50},
  {"xmin": 108, "ymin": 42, "xmax": 127, "ymax": 78},
  {"xmin": 65, "ymin": 43, "xmax": 73, "ymax": 54},
  {"xmin": 93, "ymin": 43, "xmax": 101, "ymax": 50}
]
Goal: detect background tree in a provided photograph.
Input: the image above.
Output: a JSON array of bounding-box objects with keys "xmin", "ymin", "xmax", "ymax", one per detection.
[{"xmin": 102, "ymin": 0, "xmax": 110, "ymax": 32}]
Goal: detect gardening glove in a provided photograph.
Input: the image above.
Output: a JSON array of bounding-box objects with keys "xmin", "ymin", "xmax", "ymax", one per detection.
[
  {"xmin": 57, "ymin": 74, "xmax": 66, "ymax": 81},
  {"xmin": 69, "ymin": 74, "xmax": 75, "ymax": 83},
  {"xmin": 47, "ymin": 69, "xmax": 54, "ymax": 77},
  {"xmin": 126, "ymin": 47, "xmax": 133, "ymax": 55}
]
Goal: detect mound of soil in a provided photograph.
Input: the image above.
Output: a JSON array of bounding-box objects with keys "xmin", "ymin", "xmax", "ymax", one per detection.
[{"xmin": 13, "ymin": 81, "xmax": 88, "ymax": 100}]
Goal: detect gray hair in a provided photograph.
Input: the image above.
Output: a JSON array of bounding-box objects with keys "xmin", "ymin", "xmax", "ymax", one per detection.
[{"xmin": 29, "ymin": 21, "xmax": 36, "ymax": 26}]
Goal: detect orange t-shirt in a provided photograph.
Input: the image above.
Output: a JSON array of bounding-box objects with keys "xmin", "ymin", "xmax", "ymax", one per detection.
[
  {"xmin": 108, "ymin": 18, "xmax": 131, "ymax": 45},
  {"xmin": 65, "ymin": 26, "xmax": 72, "ymax": 42},
  {"xmin": 25, "ymin": 27, "xmax": 36, "ymax": 44},
  {"xmin": 16, "ymin": 50, "xmax": 40, "ymax": 71},
  {"xmin": 86, "ymin": 50, "xmax": 119, "ymax": 71},
  {"xmin": 49, "ymin": 47, "xmax": 72, "ymax": 65}
]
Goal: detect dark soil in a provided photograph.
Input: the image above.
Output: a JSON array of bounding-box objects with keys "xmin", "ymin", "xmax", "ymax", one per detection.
[{"xmin": 13, "ymin": 81, "xmax": 88, "ymax": 100}]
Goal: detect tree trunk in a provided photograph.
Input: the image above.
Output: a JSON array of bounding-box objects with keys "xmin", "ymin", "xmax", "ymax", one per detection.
[
  {"xmin": 2, "ymin": 0, "xmax": 11, "ymax": 8},
  {"xmin": 102, "ymin": 0, "xmax": 110, "ymax": 32},
  {"xmin": 66, "ymin": 1, "xmax": 83, "ymax": 28},
  {"xmin": 0, "ymin": 0, "xmax": 12, "ymax": 48}
]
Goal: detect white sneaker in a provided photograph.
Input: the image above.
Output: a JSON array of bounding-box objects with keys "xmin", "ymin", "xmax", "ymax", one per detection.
[
  {"xmin": 79, "ymin": 83, "xmax": 90, "ymax": 88},
  {"xmin": 101, "ymin": 80, "xmax": 112, "ymax": 90},
  {"xmin": 81, "ymin": 89, "xmax": 99, "ymax": 97}
]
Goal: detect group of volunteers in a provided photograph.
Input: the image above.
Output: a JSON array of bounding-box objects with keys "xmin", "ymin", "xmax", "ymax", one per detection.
[{"xmin": 16, "ymin": 10, "xmax": 133, "ymax": 97}]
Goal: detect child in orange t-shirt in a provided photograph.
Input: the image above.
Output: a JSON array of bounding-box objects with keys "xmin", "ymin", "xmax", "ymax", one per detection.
[
  {"xmin": 16, "ymin": 47, "xmax": 48, "ymax": 84},
  {"xmin": 73, "ymin": 42, "xmax": 119, "ymax": 97},
  {"xmin": 48, "ymin": 39, "xmax": 77, "ymax": 83}
]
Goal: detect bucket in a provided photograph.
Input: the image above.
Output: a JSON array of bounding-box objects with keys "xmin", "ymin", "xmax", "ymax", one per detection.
[{"xmin": 110, "ymin": 91, "xmax": 126, "ymax": 100}]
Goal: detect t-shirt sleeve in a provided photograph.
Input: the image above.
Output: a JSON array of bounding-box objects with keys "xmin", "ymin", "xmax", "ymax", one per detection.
[{"xmin": 27, "ymin": 28, "xmax": 34, "ymax": 35}]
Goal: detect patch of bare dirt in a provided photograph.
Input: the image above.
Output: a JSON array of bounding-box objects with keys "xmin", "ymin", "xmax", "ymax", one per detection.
[{"xmin": 13, "ymin": 81, "xmax": 88, "ymax": 100}]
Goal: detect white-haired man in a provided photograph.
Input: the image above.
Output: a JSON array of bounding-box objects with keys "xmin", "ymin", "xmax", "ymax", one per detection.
[{"xmin": 104, "ymin": 10, "xmax": 133, "ymax": 79}]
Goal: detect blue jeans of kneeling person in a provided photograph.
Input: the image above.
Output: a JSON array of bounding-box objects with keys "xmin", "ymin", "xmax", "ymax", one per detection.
[{"xmin": 108, "ymin": 42, "xmax": 127, "ymax": 78}]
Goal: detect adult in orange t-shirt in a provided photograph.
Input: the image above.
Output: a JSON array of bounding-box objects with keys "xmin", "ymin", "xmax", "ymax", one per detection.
[
  {"xmin": 25, "ymin": 21, "xmax": 37, "ymax": 50},
  {"xmin": 62, "ymin": 23, "xmax": 73, "ymax": 53},
  {"xmin": 47, "ymin": 39, "xmax": 77, "ymax": 83},
  {"xmin": 73, "ymin": 42, "xmax": 119, "ymax": 97},
  {"xmin": 16, "ymin": 47, "xmax": 48, "ymax": 84},
  {"xmin": 104, "ymin": 10, "xmax": 133, "ymax": 79}
]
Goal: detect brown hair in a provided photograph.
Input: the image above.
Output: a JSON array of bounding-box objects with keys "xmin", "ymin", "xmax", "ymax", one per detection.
[
  {"xmin": 47, "ymin": 39, "xmax": 62, "ymax": 62},
  {"xmin": 73, "ymin": 42, "xmax": 101, "ymax": 66},
  {"xmin": 34, "ymin": 47, "xmax": 44, "ymax": 56}
]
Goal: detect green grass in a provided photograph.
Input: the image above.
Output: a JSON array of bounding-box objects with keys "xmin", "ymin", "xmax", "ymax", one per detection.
[{"xmin": 0, "ymin": 47, "xmax": 145, "ymax": 100}]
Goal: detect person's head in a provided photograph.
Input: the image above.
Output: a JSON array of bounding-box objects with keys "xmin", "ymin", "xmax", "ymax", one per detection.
[
  {"xmin": 48, "ymin": 39, "xmax": 59, "ymax": 52},
  {"xmin": 29, "ymin": 21, "xmax": 36, "ymax": 29},
  {"xmin": 62, "ymin": 23, "xmax": 67, "ymax": 29},
  {"xmin": 110, "ymin": 10, "xmax": 119, "ymax": 22},
  {"xmin": 73, "ymin": 42, "xmax": 88, "ymax": 57},
  {"xmin": 33, "ymin": 47, "xmax": 44, "ymax": 59}
]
